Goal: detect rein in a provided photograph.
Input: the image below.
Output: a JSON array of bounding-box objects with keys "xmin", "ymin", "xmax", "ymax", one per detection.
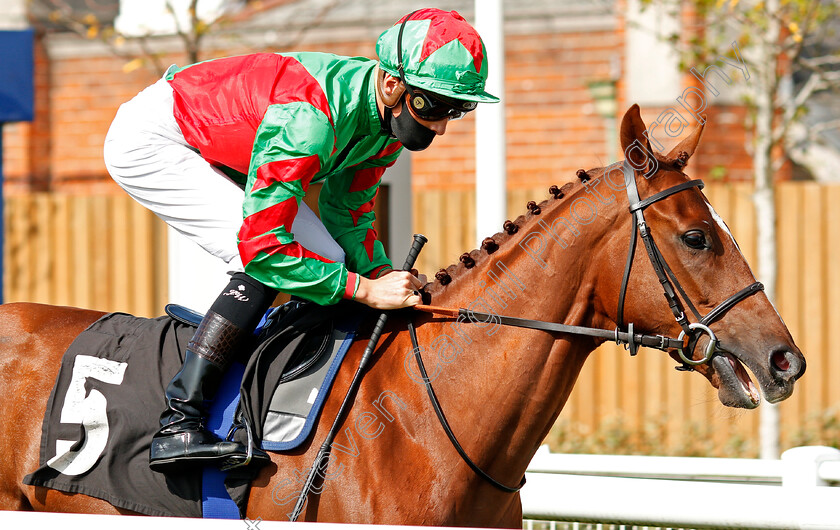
[
  {"xmin": 406, "ymin": 319, "xmax": 526, "ymax": 493},
  {"xmin": 406, "ymin": 161, "xmax": 764, "ymax": 493}
]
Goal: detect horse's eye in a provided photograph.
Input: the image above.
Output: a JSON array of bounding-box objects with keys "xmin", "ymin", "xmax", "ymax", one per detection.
[{"xmin": 682, "ymin": 230, "xmax": 708, "ymax": 250}]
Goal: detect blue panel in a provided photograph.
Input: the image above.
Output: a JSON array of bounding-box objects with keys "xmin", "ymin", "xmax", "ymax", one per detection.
[
  {"xmin": 0, "ymin": 29, "xmax": 35, "ymax": 123},
  {"xmin": 202, "ymin": 361, "xmax": 246, "ymax": 519}
]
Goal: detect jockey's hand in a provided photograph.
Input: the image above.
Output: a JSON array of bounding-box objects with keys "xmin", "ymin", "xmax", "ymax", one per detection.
[{"xmin": 355, "ymin": 269, "xmax": 426, "ymax": 310}]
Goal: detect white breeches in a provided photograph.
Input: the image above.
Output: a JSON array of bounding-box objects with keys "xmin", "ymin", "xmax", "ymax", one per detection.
[{"xmin": 103, "ymin": 77, "xmax": 345, "ymax": 272}]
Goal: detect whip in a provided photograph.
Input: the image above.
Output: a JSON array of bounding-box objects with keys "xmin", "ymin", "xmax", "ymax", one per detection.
[{"xmin": 288, "ymin": 234, "xmax": 427, "ymax": 520}]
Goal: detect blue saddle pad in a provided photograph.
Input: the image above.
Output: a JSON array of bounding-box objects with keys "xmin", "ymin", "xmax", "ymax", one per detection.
[{"xmin": 203, "ymin": 303, "xmax": 363, "ymax": 518}]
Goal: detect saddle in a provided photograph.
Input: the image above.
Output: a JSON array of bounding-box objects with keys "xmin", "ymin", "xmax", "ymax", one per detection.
[
  {"xmin": 169, "ymin": 299, "xmax": 364, "ymax": 518},
  {"xmin": 167, "ymin": 299, "xmax": 363, "ymax": 449},
  {"xmin": 165, "ymin": 301, "xmax": 333, "ymax": 386},
  {"xmin": 24, "ymin": 298, "xmax": 365, "ymax": 518}
]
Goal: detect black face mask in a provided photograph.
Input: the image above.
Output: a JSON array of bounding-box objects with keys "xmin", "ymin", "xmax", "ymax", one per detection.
[{"xmin": 387, "ymin": 102, "xmax": 436, "ymax": 151}]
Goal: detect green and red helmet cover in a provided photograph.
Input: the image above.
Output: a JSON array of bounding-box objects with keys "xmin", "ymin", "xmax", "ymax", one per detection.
[{"xmin": 376, "ymin": 8, "xmax": 499, "ymax": 103}]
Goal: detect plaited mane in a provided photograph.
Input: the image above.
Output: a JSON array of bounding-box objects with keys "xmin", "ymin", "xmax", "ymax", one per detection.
[{"xmin": 423, "ymin": 166, "xmax": 611, "ymax": 297}]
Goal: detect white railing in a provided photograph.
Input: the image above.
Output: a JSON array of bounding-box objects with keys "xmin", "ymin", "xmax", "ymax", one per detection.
[
  {"xmin": 521, "ymin": 445, "xmax": 840, "ymax": 530},
  {"xmin": 3, "ymin": 446, "xmax": 839, "ymax": 529}
]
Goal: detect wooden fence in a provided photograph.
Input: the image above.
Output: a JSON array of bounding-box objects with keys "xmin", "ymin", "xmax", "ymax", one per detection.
[
  {"xmin": 414, "ymin": 182, "xmax": 840, "ymax": 454},
  {"xmin": 3, "ymin": 183, "xmax": 839, "ymax": 454},
  {"xmin": 3, "ymin": 193, "xmax": 168, "ymax": 318}
]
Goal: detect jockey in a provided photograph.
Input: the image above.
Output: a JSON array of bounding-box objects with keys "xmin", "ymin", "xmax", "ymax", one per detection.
[{"xmin": 103, "ymin": 8, "xmax": 499, "ymax": 472}]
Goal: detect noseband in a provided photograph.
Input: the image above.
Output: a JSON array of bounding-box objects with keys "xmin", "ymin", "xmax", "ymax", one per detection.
[{"xmin": 616, "ymin": 161, "xmax": 763, "ymax": 370}]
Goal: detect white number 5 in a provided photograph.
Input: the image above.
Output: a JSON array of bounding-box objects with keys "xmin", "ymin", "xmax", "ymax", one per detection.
[{"xmin": 46, "ymin": 355, "xmax": 128, "ymax": 476}]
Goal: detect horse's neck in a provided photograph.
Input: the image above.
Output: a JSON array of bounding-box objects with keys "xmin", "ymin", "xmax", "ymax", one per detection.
[{"xmin": 418, "ymin": 208, "xmax": 611, "ymax": 484}]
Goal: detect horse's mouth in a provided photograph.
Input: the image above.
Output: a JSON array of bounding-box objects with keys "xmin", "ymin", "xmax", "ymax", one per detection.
[{"xmin": 711, "ymin": 352, "xmax": 761, "ymax": 409}]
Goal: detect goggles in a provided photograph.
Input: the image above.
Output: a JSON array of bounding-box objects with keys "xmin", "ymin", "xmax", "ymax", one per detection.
[{"xmin": 404, "ymin": 84, "xmax": 477, "ymax": 121}]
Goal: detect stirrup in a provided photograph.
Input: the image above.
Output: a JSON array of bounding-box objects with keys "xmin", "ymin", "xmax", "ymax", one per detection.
[{"xmin": 221, "ymin": 413, "xmax": 261, "ymax": 471}]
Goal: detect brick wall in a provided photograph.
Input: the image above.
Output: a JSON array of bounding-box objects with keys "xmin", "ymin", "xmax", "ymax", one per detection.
[
  {"xmin": 3, "ymin": 36, "xmax": 164, "ymax": 195},
  {"xmin": 2, "ymin": 16, "xmax": 777, "ymax": 197},
  {"xmin": 49, "ymin": 54, "xmax": 161, "ymax": 192},
  {"xmin": 410, "ymin": 29, "xmax": 625, "ymax": 193},
  {"xmin": 408, "ymin": 25, "xmax": 777, "ymax": 192},
  {"xmin": 1, "ymin": 35, "xmax": 378, "ymax": 195}
]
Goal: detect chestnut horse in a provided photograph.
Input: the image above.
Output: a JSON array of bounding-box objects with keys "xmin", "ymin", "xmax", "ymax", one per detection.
[{"xmin": 0, "ymin": 106, "xmax": 805, "ymax": 525}]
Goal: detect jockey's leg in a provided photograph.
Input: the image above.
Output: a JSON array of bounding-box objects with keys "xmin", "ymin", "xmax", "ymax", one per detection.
[
  {"xmin": 105, "ymin": 74, "xmax": 347, "ymax": 471},
  {"xmin": 104, "ymin": 77, "xmax": 245, "ymax": 268},
  {"xmin": 149, "ymin": 271, "xmax": 277, "ymax": 471},
  {"xmin": 104, "ymin": 76, "xmax": 347, "ymax": 269}
]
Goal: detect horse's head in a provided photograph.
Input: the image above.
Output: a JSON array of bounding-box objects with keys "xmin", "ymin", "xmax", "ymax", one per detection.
[{"xmin": 591, "ymin": 104, "xmax": 805, "ymax": 409}]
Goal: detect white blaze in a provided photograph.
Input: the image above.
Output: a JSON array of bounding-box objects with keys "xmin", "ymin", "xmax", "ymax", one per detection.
[{"xmin": 706, "ymin": 201, "xmax": 736, "ymax": 244}]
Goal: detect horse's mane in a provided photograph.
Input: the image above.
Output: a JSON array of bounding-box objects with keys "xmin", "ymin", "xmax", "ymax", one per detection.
[
  {"xmin": 422, "ymin": 165, "xmax": 604, "ymax": 298},
  {"xmin": 422, "ymin": 152, "xmax": 687, "ymax": 298}
]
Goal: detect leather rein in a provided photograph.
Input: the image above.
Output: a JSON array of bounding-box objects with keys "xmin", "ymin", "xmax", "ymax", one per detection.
[{"xmin": 406, "ymin": 161, "xmax": 763, "ymax": 493}]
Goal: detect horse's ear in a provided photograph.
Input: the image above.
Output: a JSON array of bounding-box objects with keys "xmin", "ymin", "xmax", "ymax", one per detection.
[
  {"xmin": 665, "ymin": 119, "xmax": 705, "ymax": 162},
  {"xmin": 620, "ymin": 104, "xmax": 657, "ymax": 176}
]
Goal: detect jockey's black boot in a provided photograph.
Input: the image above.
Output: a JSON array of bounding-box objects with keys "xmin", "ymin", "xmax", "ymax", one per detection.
[{"xmin": 149, "ymin": 309, "xmax": 270, "ymax": 472}]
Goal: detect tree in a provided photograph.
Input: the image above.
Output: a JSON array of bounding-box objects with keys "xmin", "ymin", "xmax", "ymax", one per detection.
[
  {"xmin": 643, "ymin": 0, "xmax": 840, "ymax": 458},
  {"xmin": 27, "ymin": 0, "xmax": 344, "ymax": 74}
]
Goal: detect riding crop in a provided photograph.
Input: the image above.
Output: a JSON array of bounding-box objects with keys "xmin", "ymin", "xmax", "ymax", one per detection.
[{"xmin": 289, "ymin": 233, "xmax": 428, "ymax": 521}]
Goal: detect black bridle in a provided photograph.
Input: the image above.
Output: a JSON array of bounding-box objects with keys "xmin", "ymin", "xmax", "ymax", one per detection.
[
  {"xmin": 409, "ymin": 160, "xmax": 764, "ymax": 493},
  {"xmin": 616, "ymin": 161, "xmax": 763, "ymax": 369}
]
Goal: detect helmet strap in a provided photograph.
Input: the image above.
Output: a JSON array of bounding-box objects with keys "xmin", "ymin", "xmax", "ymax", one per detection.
[
  {"xmin": 392, "ymin": 9, "xmax": 419, "ymax": 99},
  {"xmin": 378, "ymin": 9, "xmax": 419, "ymax": 137},
  {"xmin": 396, "ymin": 10, "xmax": 419, "ymax": 82}
]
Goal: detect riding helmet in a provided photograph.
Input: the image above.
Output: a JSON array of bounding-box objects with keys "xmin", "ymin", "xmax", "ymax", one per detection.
[{"xmin": 376, "ymin": 8, "xmax": 499, "ymax": 103}]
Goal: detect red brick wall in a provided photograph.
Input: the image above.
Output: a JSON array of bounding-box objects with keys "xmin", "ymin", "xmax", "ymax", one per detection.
[
  {"xmin": 2, "ymin": 36, "xmax": 377, "ymax": 195},
  {"xmin": 691, "ymin": 105, "xmax": 754, "ymax": 182},
  {"xmin": 410, "ymin": 25, "xmax": 780, "ymax": 191},
  {"xmin": 49, "ymin": 55, "xmax": 162, "ymax": 193},
  {"xmin": 2, "ymin": 22, "xmax": 779, "ymax": 197},
  {"xmin": 411, "ymin": 29, "xmax": 624, "ymax": 192},
  {"xmin": 3, "ymin": 36, "xmax": 166, "ymax": 195}
]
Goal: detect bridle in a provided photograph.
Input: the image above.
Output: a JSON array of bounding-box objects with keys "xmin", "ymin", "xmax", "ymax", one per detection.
[
  {"xmin": 409, "ymin": 159, "xmax": 764, "ymax": 492},
  {"xmin": 616, "ymin": 161, "xmax": 764, "ymax": 369}
]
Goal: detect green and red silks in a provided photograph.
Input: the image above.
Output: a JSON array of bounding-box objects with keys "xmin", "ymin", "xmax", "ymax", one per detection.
[{"xmin": 167, "ymin": 52, "xmax": 401, "ymax": 305}]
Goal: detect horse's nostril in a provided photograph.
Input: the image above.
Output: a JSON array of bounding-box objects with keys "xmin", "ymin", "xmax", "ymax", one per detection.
[
  {"xmin": 772, "ymin": 350, "xmax": 790, "ymax": 372},
  {"xmin": 769, "ymin": 349, "xmax": 805, "ymax": 381}
]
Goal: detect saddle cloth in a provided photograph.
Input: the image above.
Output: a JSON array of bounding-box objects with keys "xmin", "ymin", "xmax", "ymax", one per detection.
[{"xmin": 23, "ymin": 300, "xmax": 364, "ymax": 517}]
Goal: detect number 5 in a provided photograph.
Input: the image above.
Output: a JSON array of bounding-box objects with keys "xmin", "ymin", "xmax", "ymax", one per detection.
[{"xmin": 46, "ymin": 355, "xmax": 128, "ymax": 476}]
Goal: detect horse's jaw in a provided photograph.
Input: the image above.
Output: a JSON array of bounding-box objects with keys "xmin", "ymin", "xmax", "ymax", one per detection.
[
  {"xmin": 674, "ymin": 340, "xmax": 805, "ymax": 409},
  {"xmin": 710, "ymin": 353, "xmax": 761, "ymax": 409}
]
